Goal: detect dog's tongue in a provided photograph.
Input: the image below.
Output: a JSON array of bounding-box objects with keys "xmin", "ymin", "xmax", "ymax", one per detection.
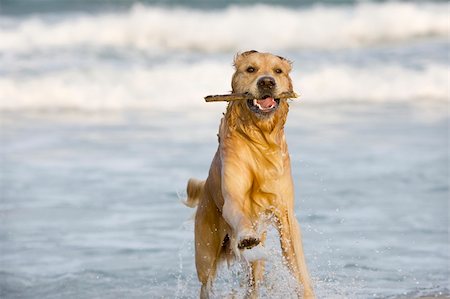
[{"xmin": 257, "ymin": 97, "xmax": 276, "ymax": 108}]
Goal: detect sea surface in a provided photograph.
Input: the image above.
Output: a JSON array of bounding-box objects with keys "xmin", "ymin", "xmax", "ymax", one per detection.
[{"xmin": 0, "ymin": 0, "xmax": 448, "ymax": 298}]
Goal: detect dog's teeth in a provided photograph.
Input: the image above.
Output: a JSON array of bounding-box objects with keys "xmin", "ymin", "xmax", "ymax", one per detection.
[
  {"xmin": 252, "ymin": 99, "xmax": 276, "ymax": 111},
  {"xmin": 254, "ymin": 100, "xmax": 262, "ymax": 109},
  {"xmin": 252, "ymin": 99, "xmax": 263, "ymax": 110}
]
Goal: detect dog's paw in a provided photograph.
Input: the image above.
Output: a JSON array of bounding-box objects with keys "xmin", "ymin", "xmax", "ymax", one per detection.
[{"xmin": 238, "ymin": 236, "xmax": 260, "ymax": 250}]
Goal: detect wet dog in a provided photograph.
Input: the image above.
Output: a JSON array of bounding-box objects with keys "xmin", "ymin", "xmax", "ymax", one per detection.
[{"xmin": 185, "ymin": 51, "xmax": 315, "ymax": 298}]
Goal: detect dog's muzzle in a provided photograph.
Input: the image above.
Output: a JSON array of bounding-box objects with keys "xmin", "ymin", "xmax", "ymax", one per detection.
[{"xmin": 247, "ymin": 76, "xmax": 280, "ymax": 114}]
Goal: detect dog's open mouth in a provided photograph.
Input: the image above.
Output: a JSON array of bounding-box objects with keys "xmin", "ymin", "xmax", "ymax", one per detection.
[{"xmin": 247, "ymin": 95, "xmax": 280, "ymax": 114}]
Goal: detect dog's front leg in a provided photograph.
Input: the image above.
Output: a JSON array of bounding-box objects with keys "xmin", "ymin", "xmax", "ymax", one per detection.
[
  {"xmin": 221, "ymin": 162, "xmax": 260, "ymax": 252},
  {"xmin": 277, "ymin": 211, "xmax": 315, "ymax": 298}
]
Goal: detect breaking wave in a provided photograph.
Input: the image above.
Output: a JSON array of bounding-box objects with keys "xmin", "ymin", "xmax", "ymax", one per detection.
[
  {"xmin": 0, "ymin": 1, "xmax": 448, "ymax": 53},
  {"xmin": 0, "ymin": 61, "xmax": 447, "ymax": 111}
]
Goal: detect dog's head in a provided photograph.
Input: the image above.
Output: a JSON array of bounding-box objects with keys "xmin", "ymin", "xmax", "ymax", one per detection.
[{"xmin": 229, "ymin": 50, "xmax": 293, "ymax": 129}]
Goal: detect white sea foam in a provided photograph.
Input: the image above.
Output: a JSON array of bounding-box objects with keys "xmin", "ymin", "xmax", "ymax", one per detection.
[
  {"xmin": 241, "ymin": 244, "xmax": 268, "ymax": 262},
  {"xmin": 299, "ymin": 63, "xmax": 449, "ymax": 103},
  {"xmin": 0, "ymin": 61, "xmax": 447, "ymax": 111},
  {"xmin": 0, "ymin": 1, "xmax": 448, "ymax": 53}
]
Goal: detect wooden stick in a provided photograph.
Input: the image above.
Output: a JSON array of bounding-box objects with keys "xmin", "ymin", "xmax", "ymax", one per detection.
[{"xmin": 204, "ymin": 91, "xmax": 299, "ymax": 102}]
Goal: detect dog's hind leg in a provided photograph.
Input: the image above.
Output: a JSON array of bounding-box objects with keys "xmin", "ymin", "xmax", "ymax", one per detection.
[
  {"xmin": 276, "ymin": 212, "xmax": 315, "ymax": 299},
  {"xmin": 194, "ymin": 196, "xmax": 226, "ymax": 299}
]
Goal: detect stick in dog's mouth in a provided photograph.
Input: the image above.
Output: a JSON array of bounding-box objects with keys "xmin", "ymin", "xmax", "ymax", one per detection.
[{"xmin": 204, "ymin": 91, "xmax": 299, "ymax": 103}]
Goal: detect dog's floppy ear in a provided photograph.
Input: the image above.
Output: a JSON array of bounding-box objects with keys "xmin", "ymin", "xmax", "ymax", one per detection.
[
  {"xmin": 234, "ymin": 50, "xmax": 258, "ymax": 68},
  {"xmin": 277, "ymin": 55, "xmax": 293, "ymax": 66},
  {"xmin": 241, "ymin": 50, "xmax": 259, "ymax": 56},
  {"xmin": 277, "ymin": 55, "xmax": 293, "ymax": 73}
]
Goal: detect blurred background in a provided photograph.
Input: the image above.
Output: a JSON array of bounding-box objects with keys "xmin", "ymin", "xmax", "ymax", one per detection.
[{"xmin": 0, "ymin": 0, "xmax": 448, "ymax": 298}]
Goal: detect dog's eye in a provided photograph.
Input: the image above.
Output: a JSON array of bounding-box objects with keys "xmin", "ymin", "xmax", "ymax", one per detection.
[
  {"xmin": 246, "ymin": 67, "xmax": 255, "ymax": 73},
  {"xmin": 275, "ymin": 68, "xmax": 283, "ymax": 74}
]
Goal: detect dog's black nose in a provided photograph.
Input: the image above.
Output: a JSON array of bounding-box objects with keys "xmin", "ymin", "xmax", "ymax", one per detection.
[{"xmin": 257, "ymin": 76, "xmax": 276, "ymax": 89}]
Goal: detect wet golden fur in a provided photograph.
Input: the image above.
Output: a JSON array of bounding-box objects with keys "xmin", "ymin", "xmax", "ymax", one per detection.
[{"xmin": 186, "ymin": 51, "xmax": 314, "ymax": 298}]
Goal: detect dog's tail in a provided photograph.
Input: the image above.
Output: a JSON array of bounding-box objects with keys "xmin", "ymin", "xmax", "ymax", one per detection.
[{"xmin": 184, "ymin": 178, "xmax": 205, "ymax": 208}]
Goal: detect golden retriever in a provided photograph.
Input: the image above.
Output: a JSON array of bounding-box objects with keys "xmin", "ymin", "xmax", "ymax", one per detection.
[{"xmin": 185, "ymin": 50, "xmax": 315, "ymax": 298}]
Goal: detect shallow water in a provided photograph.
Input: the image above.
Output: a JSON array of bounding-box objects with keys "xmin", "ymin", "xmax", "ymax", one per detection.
[
  {"xmin": 1, "ymin": 101, "xmax": 448, "ymax": 298},
  {"xmin": 1, "ymin": 0, "xmax": 449, "ymax": 297}
]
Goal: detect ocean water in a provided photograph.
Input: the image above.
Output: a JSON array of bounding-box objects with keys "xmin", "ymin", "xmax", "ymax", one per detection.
[{"xmin": 0, "ymin": 0, "xmax": 448, "ymax": 298}]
